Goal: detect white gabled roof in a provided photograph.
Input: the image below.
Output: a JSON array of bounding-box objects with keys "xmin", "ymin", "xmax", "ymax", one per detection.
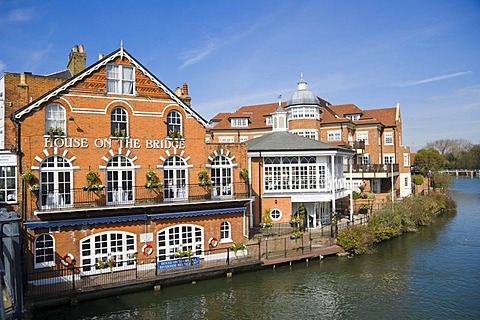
[{"xmin": 12, "ymin": 47, "xmax": 207, "ymax": 125}]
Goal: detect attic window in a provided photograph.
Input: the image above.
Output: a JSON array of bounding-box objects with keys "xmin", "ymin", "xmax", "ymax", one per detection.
[
  {"xmin": 265, "ymin": 116, "xmax": 273, "ymax": 125},
  {"xmin": 231, "ymin": 118, "xmax": 248, "ymax": 127},
  {"xmin": 106, "ymin": 64, "xmax": 135, "ymax": 94},
  {"xmin": 346, "ymin": 114, "xmax": 360, "ymax": 121}
]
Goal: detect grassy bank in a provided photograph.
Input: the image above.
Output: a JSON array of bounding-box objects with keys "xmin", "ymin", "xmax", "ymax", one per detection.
[{"xmin": 337, "ymin": 191, "xmax": 457, "ymax": 255}]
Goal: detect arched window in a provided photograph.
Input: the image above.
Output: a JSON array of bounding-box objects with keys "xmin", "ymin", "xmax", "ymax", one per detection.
[
  {"xmin": 163, "ymin": 155, "xmax": 187, "ymax": 201},
  {"xmin": 40, "ymin": 155, "xmax": 73, "ymax": 209},
  {"xmin": 211, "ymin": 155, "xmax": 233, "ymax": 197},
  {"xmin": 34, "ymin": 234, "xmax": 55, "ymax": 269},
  {"xmin": 45, "ymin": 103, "xmax": 66, "ymax": 136},
  {"xmin": 270, "ymin": 209, "xmax": 282, "ymax": 221},
  {"xmin": 220, "ymin": 221, "xmax": 231, "ymax": 242},
  {"xmin": 106, "ymin": 155, "xmax": 134, "ymax": 204},
  {"xmin": 111, "ymin": 107, "xmax": 128, "ymax": 138},
  {"xmin": 80, "ymin": 231, "xmax": 136, "ymax": 275},
  {"xmin": 167, "ymin": 110, "xmax": 182, "ymax": 138},
  {"xmin": 157, "ymin": 224, "xmax": 203, "ymax": 261}
]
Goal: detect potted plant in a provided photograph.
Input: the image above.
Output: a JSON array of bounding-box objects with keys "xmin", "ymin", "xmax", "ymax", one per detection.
[
  {"xmin": 30, "ymin": 183, "xmax": 40, "ymax": 195},
  {"xmin": 359, "ymin": 203, "xmax": 369, "ymax": 215},
  {"xmin": 113, "ymin": 128, "xmax": 126, "ymax": 138},
  {"xmin": 22, "ymin": 171, "xmax": 35, "ymax": 184},
  {"xmin": 168, "ymin": 130, "xmax": 182, "ymax": 140},
  {"xmin": 48, "ymin": 126, "xmax": 63, "ymax": 139},
  {"xmin": 176, "ymin": 248, "xmax": 193, "ymax": 265},
  {"xmin": 231, "ymin": 242, "xmax": 246, "ymax": 257},
  {"xmin": 198, "ymin": 170, "xmax": 213, "ymax": 187},
  {"xmin": 239, "ymin": 168, "xmax": 248, "ymax": 181},
  {"xmin": 83, "ymin": 170, "xmax": 104, "ymax": 191},
  {"xmin": 145, "ymin": 168, "xmax": 162, "ymax": 189}
]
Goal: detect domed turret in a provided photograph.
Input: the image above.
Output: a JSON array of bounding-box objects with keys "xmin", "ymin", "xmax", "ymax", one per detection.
[{"xmin": 286, "ymin": 74, "xmax": 320, "ymax": 107}]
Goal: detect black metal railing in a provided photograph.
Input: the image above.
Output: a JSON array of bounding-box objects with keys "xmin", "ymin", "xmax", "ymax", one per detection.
[
  {"xmin": 26, "ymin": 243, "xmax": 261, "ymax": 296},
  {"xmin": 30, "ymin": 182, "xmax": 250, "ymax": 212},
  {"xmin": 351, "ymin": 163, "xmax": 399, "ymax": 173}
]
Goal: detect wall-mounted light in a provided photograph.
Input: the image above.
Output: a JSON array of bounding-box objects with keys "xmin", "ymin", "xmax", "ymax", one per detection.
[{"xmin": 69, "ymin": 116, "xmax": 75, "ymax": 121}]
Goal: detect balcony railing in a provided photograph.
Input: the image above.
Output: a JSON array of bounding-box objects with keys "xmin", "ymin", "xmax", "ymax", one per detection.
[
  {"xmin": 350, "ymin": 140, "xmax": 365, "ymax": 150},
  {"xmin": 349, "ymin": 163, "xmax": 399, "ymax": 173},
  {"xmin": 30, "ymin": 182, "xmax": 250, "ymax": 212}
]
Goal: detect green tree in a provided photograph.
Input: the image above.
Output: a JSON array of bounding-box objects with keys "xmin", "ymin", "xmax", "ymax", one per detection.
[{"xmin": 414, "ymin": 148, "xmax": 446, "ymax": 174}]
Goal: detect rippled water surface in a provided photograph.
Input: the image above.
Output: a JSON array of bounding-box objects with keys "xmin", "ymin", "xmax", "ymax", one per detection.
[{"xmin": 35, "ymin": 178, "xmax": 480, "ymax": 319}]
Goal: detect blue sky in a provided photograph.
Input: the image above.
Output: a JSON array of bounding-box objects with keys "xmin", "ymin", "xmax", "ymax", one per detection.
[{"xmin": 1, "ymin": 0, "xmax": 479, "ymax": 151}]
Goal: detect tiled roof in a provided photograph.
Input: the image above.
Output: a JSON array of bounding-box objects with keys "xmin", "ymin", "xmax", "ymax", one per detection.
[
  {"xmin": 209, "ymin": 102, "xmax": 281, "ymax": 130},
  {"xmin": 247, "ymin": 131, "xmax": 353, "ymax": 153},
  {"xmin": 364, "ymin": 107, "xmax": 397, "ymax": 127}
]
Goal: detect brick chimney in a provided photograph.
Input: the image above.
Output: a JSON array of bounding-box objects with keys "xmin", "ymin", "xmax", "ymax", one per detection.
[
  {"xmin": 180, "ymin": 82, "xmax": 191, "ymax": 106},
  {"xmin": 67, "ymin": 44, "xmax": 86, "ymax": 76}
]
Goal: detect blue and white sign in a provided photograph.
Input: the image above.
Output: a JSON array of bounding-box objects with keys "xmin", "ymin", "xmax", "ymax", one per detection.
[{"xmin": 157, "ymin": 257, "xmax": 200, "ymax": 270}]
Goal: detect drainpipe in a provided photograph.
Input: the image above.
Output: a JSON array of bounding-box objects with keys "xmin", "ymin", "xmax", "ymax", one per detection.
[
  {"xmin": 349, "ymin": 157, "xmax": 353, "ymax": 221},
  {"xmin": 331, "ymin": 154, "xmax": 336, "ymax": 218},
  {"xmin": 247, "ymin": 156, "xmax": 253, "ymax": 232}
]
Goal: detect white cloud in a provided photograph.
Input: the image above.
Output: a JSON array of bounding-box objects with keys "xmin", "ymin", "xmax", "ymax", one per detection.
[
  {"xmin": 0, "ymin": 7, "xmax": 35, "ymax": 24},
  {"xmin": 179, "ymin": 10, "xmax": 283, "ymax": 70},
  {"xmin": 0, "ymin": 60, "xmax": 5, "ymax": 72},
  {"xmin": 390, "ymin": 71, "xmax": 473, "ymax": 87},
  {"xmin": 24, "ymin": 44, "xmax": 53, "ymax": 71}
]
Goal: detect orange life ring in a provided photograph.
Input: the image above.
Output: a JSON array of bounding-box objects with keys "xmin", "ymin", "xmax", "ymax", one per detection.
[
  {"xmin": 208, "ymin": 237, "xmax": 218, "ymax": 248},
  {"xmin": 142, "ymin": 243, "xmax": 153, "ymax": 256},
  {"xmin": 61, "ymin": 253, "xmax": 75, "ymax": 267}
]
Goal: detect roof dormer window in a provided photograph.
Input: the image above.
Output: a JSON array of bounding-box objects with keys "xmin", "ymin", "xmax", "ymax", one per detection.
[
  {"xmin": 106, "ymin": 64, "xmax": 135, "ymax": 94},
  {"xmin": 231, "ymin": 118, "xmax": 248, "ymax": 127},
  {"xmin": 265, "ymin": 116, "xmax": 273, "ymax": 125},
  {"xmin": 346, "ymin": 114, "xmax": 360, "ymax": 121}
]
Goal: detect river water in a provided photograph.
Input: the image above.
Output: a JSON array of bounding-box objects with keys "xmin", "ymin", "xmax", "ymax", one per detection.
[{"xmin": 35, "ymin": 178, "xmax": 480, "ymax": 319}]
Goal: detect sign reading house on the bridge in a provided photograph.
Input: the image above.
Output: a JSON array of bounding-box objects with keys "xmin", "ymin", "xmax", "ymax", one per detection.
[{"xmin": 157, "ymin": 257, "xmax": 200, "ymax": 270}]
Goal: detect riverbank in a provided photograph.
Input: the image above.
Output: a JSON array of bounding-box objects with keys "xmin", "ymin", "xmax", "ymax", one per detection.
[
  {"xmin": 337, "ymin": 191, "xmax": 456, "ymax": 255},
  {"xmin": 27, "ymin": 229, "xmax": 347, "ymax": 316}
]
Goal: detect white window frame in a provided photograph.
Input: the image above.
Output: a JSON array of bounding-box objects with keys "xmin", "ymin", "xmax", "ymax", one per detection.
[
  {"xmin": 327, "ymin": 131, "xmax": 341, "ymax": 141},
  {"xmin": 265, "ymin": 116, "xmax": 273, "ymax": 125},
  {"xmin": 384, "ymin": 132, "xmax": 393, "ymax": 145},
  {"xmin": 356, "ymin": 131, "xmax": 369, "ymax": 145},
  {"xmin": 106, "ymin": 64, "xmax": 135, "ymax": 95},
  {"xmin": 346, "ymin": 114, "xmax": 360, "ymax": 121},
  {"xmin": 167, "ymin": 110, "xmax": 182, "ymax": 138},
  {"xmin": 45, "ymin": 103, "xmax": 66, "ymax": 136},
  {"xmin": 289, "ymin": 106, "xmax": 319, "ymax": 119},
  {"xmin": 111, "ymin": 107, "xmax": 128, "ymax": 138},
  {"xmin": 403, "ymin": 153, "xmax": 410, "ymax": 167},
  {"xmin": 0, "ymin": 165, "xmax": 16, "ymax": 203},
  {"xmin": 34, "ymin": 234, "xmax": 55, "ymax": 269},
  {"xmin": 106, "ymin": 155, "xmax": 134, "ymax": 205},
  {"xmin": 270, "ymin": 209, "xmax": 282, "ymax": 221},
  {"xmin": 264, "ymin": 156, "xmax": 327, "ymax": 192},
  {"xmin": 39, "ymin": 155, "xmax": 73, "ymax": 209},
  {"xmin": 218, "ymin": 136, "xmax": 235, "ymax": 143},
  {"xmin": 211, "ymin": 155, "xmax": 233, "ymax": 197},
  {"xmin": 80, "ymin": 231, "xmax": 136, "ymax": 275},
  {"xmin": 230, "ymin": 118, "xmax": 248, "ymax": 127},
  {"xmin": 384, "ymin": 154, "xmax": 395, "ymax": 164},
  {"xmin": 163, "ymin": 155, "xmax": 188, "ymax": 201},
  {"xmin": 157, "ymin": 224, "xmax": 203, "ymax": 261},
  {"xmin": 291, "ymin": 130, "xmax": 318, "ymax": 140},
  {"xmin": 358, "ymin": 154, "xmax": 370, "ymax": 165},
  {"xmin": 220, "ymin": 221, "xmax": 232, "ymax": 243}
]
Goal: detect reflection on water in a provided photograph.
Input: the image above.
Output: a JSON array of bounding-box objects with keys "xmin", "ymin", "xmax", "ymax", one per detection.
[{"xmin": 34, "ymin": 179, "xmax": 480, "ymax": 320}]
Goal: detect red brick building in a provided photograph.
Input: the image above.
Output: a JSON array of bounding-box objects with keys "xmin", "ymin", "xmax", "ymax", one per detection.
[
  {"xmin": 208, "ymin": 76, "xmax": 412, "ymax": 200},
  {"xmin": 7, "ymin": 46, "xmax": 251, "ymax": 278}
]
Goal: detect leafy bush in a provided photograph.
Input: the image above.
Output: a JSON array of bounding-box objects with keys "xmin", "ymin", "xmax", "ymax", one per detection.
[{"xmin": 337, "ymin": 225, "xmax": 375, "ymax": 255}]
